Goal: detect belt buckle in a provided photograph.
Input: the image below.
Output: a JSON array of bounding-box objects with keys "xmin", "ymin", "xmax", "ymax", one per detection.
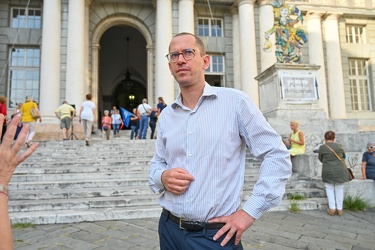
[{"xmin": 179, "ymin": 218, "xmax": 187, "ymax": 230}]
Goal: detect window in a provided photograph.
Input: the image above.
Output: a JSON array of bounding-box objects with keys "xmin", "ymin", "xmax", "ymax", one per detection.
[
  {"xmin": 8, "ymin": 48, "xmax": 40, "ymax": 108},
  {"xmin": 198, "ymin": 18, "xmax": 223, "ymax": 37},
  {"xmin": 206, "ymin": 55, "xmax": 225, "ymax": 73},
  {"xmin": 205, "ymin": 55, "xmax": 225, "ymax": 87},
  {"xmin": 346, "ymin": 25, "xmax": 366, "ymax": 44},
  {"xmin": 11, "ymin": 7, "xmax": 41, "ymax": 29},
  {"xmin": 348, "ymin": 59, "xmax": 371, "ymax": 111}
]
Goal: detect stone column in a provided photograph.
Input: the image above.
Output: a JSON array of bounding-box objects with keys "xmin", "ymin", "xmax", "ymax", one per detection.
[
  {"xmin": 179, "ymin": 0, "xmax": 194, "ymax": 33},
  {"xmin": 84, "ymin": 1, "xmax": 91, "ymax": 97},
  {"xmin": 146, "ymin": 45, "xmax": 154, "ymax": 105},
  {"xmin": 155, "ymin": 0, "xmax": 174, "ymax": 105},
  {"xmin": 91, "ymin": 43, "xmax": 100, "ymax": 114},
  {"xmin": 65, "ymin": 0, "xmax": 86, "ymax": 111},
  {"xmin": 238, "ymin": 0, "xmax": 259, "ymax": 106},
  {"xmin": 324, "ymin": 13, "xmax": 346, "ymax": 118},
  {"xmin": 39, "ymin": 0, "xmax": 61, "ymax": 120},
  {"xmin": 258, "ymin": 0, "xmax": 276, "ymax": 72},
  {"xmin": 231, "ymin": 7, "xmax": 241, "ymax": 90},
  {"xmin": 307, "ymin": 12, "xmax": 329, "ymax": 117}
]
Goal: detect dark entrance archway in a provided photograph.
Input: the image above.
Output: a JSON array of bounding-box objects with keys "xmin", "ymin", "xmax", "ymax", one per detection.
[{"xmin": 99, "ymin": 25, "xmax": 147, "ymax": 124}]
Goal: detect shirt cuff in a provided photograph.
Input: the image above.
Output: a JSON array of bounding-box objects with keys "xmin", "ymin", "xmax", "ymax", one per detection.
[
  {"xmin": 150, "ymin": 169, "xmax": 165, "ymax": 194},
  {"xmin": 242, "ymin": 194, "xmax": 271, "ymax": 220}
]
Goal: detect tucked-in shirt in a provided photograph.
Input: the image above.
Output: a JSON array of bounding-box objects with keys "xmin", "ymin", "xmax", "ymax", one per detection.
[
  {"xmin": 55, "ymin": 103, "xmax": 75, "ymax": 119},
  {"xmin": 20, "ymin": 101, "xmax": 38, "ymax": 122},
  {"xmin": 80, "ymin": 100, "xmax": 96, "ymax": 121},
  {"xmin": 149, "ymin": 83, "xmax": 292, "ymax": 221}
]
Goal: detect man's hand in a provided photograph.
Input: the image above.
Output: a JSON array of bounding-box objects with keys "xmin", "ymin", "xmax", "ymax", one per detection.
[
  {"xmin": 209, "ymin": 209, "xmax": 255, "ymax": 247},
  {"xmin": 161, "ymin": 168, "xmax": 194, "ymax": 195}
]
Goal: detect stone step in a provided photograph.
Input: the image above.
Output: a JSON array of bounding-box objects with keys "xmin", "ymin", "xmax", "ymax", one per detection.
[
  {"xmin": 9, "ymin": 186, "xmax": 153, "ymax": 200},
  {"xmin": 8, "ymin": 194, "xmax": 160, "ymax": 213},
  {"xmin": 18, "ymin": 159, "xmax": 152, "ymax": 167},
  {"xmin": 11, "ymin": 172, "xmax": 150, "ymax": 182},
  {"xmin": 9, "ymin": 205, "xmax": 163, "ymax": 225},
  {"xmin": 8, "ymin": 179, "xmax": 150, "ymax": 191},
  {"xmin": 33, "ymin": 139, "xmax": 156, "ymax": 147},
  {"xmin": 284, "ymin": 187, "xmax": 326, "ymax": 198},
  {"xmin": 14, "ymin": 165, "xmax": 151, "ymax": 174},
  {"xmin": 270, "ymin": 198, "xmax": 328, "ymax": 212}
]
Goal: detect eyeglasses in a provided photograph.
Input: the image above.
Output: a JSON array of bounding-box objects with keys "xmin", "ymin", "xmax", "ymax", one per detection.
[
  {"xmin": 367, "ymin": 146, "xmax": 375, "ymax": 149},
  {"xmin": 165, "ymin": 49, "xmax": 196, "ymax": 62}
]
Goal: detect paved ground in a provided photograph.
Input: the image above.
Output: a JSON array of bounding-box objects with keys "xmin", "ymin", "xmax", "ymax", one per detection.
[{"xmin": 12, "ymin": 208, "xmax": 375, "ymax": 250}]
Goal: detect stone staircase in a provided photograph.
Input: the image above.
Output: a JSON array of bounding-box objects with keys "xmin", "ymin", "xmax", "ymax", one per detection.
[{"xmin": 8, "ymin": 133, "xmax": 327, "ymax": 225}]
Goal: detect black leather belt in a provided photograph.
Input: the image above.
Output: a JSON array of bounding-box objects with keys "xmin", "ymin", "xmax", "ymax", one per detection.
[{"xmin": 162, "ymin": 209, "xmax": 225, "ymax": 231}]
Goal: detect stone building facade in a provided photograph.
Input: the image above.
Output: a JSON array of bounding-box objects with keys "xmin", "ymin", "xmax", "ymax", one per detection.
[{"xmin": 0, "ymin": 0, "xmax": 374, "ymax": 139}]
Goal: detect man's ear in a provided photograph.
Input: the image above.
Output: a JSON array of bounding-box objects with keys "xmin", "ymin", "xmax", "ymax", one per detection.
[{"xmin": 202, "ymin": 54, "xmax": 210, "ymax": 70}]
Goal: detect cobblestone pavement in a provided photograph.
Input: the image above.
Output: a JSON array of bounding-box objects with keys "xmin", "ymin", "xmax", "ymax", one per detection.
[{"xmin": 12, "ymin": 209, "xmax": 375, "ymax": 250}]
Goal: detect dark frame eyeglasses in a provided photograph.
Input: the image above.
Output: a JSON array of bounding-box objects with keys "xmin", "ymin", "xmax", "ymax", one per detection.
[
  {"xmin": 165, "ymin": 49, "xmax": 196, "ymax": 62},
  {"xmin": 367, "ymin": 146, "xmax": 375, "ymax": 149}
]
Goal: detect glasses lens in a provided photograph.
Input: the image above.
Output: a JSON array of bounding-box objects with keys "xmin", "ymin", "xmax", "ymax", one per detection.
[
  {"xmin": 183, "ymin": 49, "xmax": 195, "ymax": 60},
  {"xmin": 367, "ymin": 146, "xmax": 375, "ymax": 149},
  {"xmin": 169, "ymin": 52, "xmax": 179, "ymax": 62}
]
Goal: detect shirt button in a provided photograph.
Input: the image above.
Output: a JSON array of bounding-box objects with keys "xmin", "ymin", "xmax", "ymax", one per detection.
[
  {"xmin": 189, "ymin": 154, "xmax": 192, "ymax": 157},
  {"xmin": 189, "ymin": 131, "xmax": 192, "ymax": 135}
]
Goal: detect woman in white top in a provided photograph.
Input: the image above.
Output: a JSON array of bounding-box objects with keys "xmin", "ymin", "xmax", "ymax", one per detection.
[{"xmin": 79, "ymin": 93, "xmax": 97, "ymax": 146}]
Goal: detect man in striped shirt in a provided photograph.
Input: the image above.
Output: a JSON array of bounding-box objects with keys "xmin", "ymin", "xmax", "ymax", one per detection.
[{"xmin": 149, "ymin": 32, "xmax": 292, "ymax": 249}]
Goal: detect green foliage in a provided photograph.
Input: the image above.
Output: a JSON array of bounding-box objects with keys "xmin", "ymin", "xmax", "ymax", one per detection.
[
  {"xmin": 343, "ymin": 195, "xmax": 368, "ymax": 211},
  {"xmin": 289, "ymin": 202, "xmax": 300, "ymax": 213},
  {"xmin": 11, "ymin": 222, "xmax": 35, "ymax": 229},
  {"xmin": 287, "ymin": 193, "xmax": 306, "ymax": 200}
]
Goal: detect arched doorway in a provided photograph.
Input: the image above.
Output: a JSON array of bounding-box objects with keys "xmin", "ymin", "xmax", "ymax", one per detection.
[{"xmin": 99, "ymin": 26, "xmax": 147, "ymax": 116}]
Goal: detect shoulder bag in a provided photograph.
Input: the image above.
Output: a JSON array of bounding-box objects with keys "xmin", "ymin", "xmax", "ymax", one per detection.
[
  {"xmin": 30, "ymin": 107, "xmax": 41, "ymax": 120},
  {"xmin": 325, "ymin": 144, "xmax": 354, "ymax": 181}
]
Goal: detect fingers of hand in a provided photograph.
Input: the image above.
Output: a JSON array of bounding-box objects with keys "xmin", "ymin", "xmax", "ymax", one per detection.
[
  {"xmin": 174, "ymin": 168, "xmax": 195, "ymax": 181},
  {"xmin": 166, "ymin": 178, "xmax": 191, "ymax": 194},
  {"xmin": 213, "ymin": 225, "xmax": 236, "ymax": 247},
  {"xmin": 212, "ymin": 220, "xmax": 230, "ymax": 242},
  {"xmin": 17, "ymin": 142, "xmax": 39, "ymax": 165}
]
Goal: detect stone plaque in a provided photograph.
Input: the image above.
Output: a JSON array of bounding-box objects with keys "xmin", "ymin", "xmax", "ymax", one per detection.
[{"xmin": 279, "ymin": 70, "xmax": 318, "ymax": 102}]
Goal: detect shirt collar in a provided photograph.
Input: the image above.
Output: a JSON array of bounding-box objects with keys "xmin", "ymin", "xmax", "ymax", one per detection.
[{"xmin": 171, "ymin": 82, "xmax": 217, "ymax": 110}]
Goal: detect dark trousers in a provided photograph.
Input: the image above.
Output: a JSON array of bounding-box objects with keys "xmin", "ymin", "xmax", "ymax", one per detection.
[
  {"xmin": 14, "ymin": 124, "xmax": 23, "ymax": 140},
  {"xmin": 158, "ymin": 212, "xmax": 243, "ymax": 250},
  {"xmin": 149, "ymin": 121, "xmax": 156, "ymax": 139}
]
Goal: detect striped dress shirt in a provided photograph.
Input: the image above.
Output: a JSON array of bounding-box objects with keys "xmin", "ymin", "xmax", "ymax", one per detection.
[{"xmin": 149, "ymin": 83, "xmax": 292, "ymax": 221}]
